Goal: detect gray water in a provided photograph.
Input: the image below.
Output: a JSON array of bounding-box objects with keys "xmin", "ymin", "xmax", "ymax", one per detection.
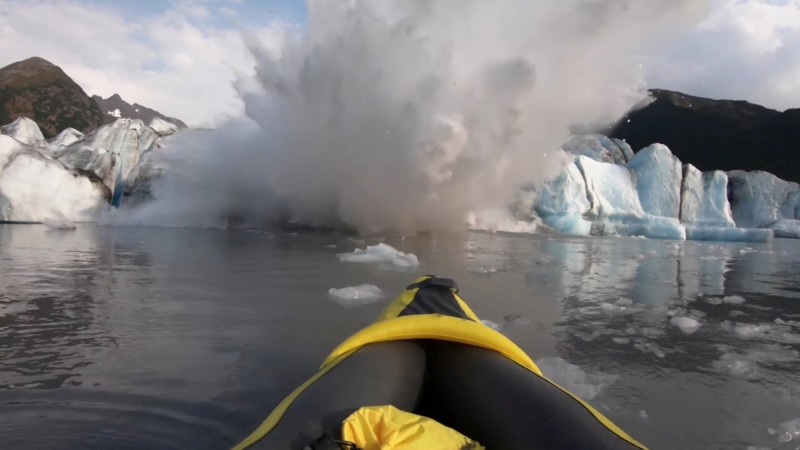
[{"xmin": 1, "ymin": 224, "xmax": 798, "ymax": 449}]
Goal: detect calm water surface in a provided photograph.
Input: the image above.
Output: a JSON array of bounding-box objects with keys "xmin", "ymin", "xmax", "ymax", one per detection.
[{"xmin": 1, "ymin": 224, "xmax": 798, "ymax": 449}]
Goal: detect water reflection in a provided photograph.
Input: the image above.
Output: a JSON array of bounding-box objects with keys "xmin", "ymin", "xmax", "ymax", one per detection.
[
  {"xmin": 530, "ymin": 236, "xmax": 800, "ymax": 450},
  {"xmin": 1, "ymin": 225, "xmax": 798, "ymax": 450},
  {"xmin": 0, "ymin": 225, "xmax": 120, "ymax": 389}
]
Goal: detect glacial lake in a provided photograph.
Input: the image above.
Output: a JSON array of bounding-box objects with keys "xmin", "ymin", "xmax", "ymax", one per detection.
[{"xmin": 1, "ymin": 224, "xmax": 799, "ymax": 449}]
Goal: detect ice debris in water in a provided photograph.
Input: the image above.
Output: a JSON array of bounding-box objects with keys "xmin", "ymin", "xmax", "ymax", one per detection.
[
  {"xmin": 633, "ymin": 341, "xmax": 666, "ymax": 358},
  {"xmin": 768, "ymin": 417, "xmax": 800, "ymax": 444},
  {"xmin": 481, "ymin": 319, "xmax": 502, "ymax": 330},
  {"xmin": 712, "ymin": 355, "xmax": 759, "ymax": 380},
  {"xmin": 733, "ymin": 324, "xmax": 771, "ymax": 340},
  {"xmin": 328, "ymin": 284, "xmax": 385, "ymax": 307},
  {"xmin": 723, "ymin": 295, "xmax": 747, "ymax": 305},
  {"xmin": 775, "ymin": 318, "xmax": 800, "ymax": 327},
  {"xmin": 536, "ymin": 357, "xmax": 616, "ymax": 400},
  {"xmin": 600, "ymin": 297, "xmax": 637, "ymax": 315},
  {"xmin": 670, "ymin": 316, "xmax": 702, "ymax": 335},
  {"xmin": 467, "ymin": 266, "xmax": 505, "ymax": 275},
  {"xmin": 337, "ymin": 243, "xmax": 420, "ymax": 267}
]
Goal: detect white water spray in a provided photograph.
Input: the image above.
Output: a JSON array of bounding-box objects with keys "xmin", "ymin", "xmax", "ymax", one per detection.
[{"xmin": 125, "ymin": 0, "xmax": 711, "ymax": 233}]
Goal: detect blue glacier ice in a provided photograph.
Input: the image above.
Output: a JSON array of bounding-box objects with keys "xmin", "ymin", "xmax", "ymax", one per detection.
[
  {"xmin": 54, "ymin": 119, "xmax": 160, "ymax": 207},
  {"xmin": 680, "ymin": 165, "xmax": 734, "ymax": 228},
  {"xmin": 527, "ymin": 138, "xmax": 788, "ymax": 242},
  {"xmin": 627, "ymin": 144, "xmax": 682, "ymax": 219},
  {"xmin": 728, "ymin": 170, "xmax": 799, "ymax": 228},
  {"xmin": 533, "ymin": 160, "xmax": 592, "ymax": 236},
  {"xmin": 562, "ymin": 134, "xmax": 630, "ymax": 165}
]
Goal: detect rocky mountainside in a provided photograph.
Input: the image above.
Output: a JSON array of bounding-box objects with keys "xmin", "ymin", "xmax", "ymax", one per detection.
[
  {"xmin": 93, "ymin": 93, "xmax": 187, "ymax": 129},
  {"xmin": 0, "ymin": 57, "xmax": 106, "ymax": 138},
  {"xmin": 610, "ymin": 89, "xmax": 800, "ymax": 183}
]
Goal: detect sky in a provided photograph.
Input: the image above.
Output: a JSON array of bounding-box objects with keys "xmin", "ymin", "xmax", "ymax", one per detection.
[{"xmin": 0, "ymin": 0, "xmax": 799, "ymax": 127}]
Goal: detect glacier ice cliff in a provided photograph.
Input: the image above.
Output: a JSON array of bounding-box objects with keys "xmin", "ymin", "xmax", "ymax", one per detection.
[
  {"xmin": 0, "ymin": 116, "xmax": 169, "ymax": 222},
  {"xmin": 521, "ymin": 136, "xmax": 794, "ymax": 241},
  {"xmin": 1, "ymin": 113, "xmax": 797, "ymax": 241},
  {"xmin": 0, "ymin": 134, "xmax": 108, "ymax": 222}
]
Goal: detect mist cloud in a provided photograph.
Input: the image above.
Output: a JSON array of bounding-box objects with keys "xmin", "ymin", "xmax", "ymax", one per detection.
[{"xmin": 124, "ymin": 0, "xmax": 712, "ymax": 234}]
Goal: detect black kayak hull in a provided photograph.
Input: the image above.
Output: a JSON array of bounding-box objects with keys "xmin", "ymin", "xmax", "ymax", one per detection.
[{"xmin": 234, "ymin": 277, "xmax": 645, "ymax": 450}]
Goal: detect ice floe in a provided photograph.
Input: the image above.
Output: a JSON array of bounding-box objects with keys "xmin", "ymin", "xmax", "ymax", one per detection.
[
  {"xmin": 337, "ymin": 243, "xmax": 420, "ymax": 267},
  {"xmin": 328, "ymin": 284, "xmax": 385, "ymax": 307},
  {"xmin": 670, "ymin": 316, "xmax": 702, "ymax": 335},
  {"xmin": 536, "ymin": 356, "xmax": 616, "ymax": 400}
]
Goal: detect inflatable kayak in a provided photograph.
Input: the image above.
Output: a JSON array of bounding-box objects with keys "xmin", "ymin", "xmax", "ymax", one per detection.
[{"xmin": 233, "ymin": 276, "xmax": 646, "ymax": 450}]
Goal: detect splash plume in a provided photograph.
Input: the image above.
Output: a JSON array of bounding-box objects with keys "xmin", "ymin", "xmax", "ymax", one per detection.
[{"xmin": 124, "ymin": 0, "xmax": 711, "ymax": 233}]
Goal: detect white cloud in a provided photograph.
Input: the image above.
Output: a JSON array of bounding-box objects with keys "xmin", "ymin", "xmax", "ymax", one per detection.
[
  {"xmin": 0, "ymin": 0, "xmax": 286, "ymax": 126},
  {"xmin": 644, "ymin": 0, "xmax": 800, "ymax": 111}
]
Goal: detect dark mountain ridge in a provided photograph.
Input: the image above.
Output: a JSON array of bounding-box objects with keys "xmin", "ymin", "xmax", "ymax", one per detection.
[
  {"xmin": 92, "ymin": 93, "xmax": 186, "ymax": 128},
  {"xmin": 0, "ymin": 57, "xmax": 186, "ymax": 138},
  {"xmin": 611, "ymin": 89, "xmax": 799, "ymax": 182},
  {"xmin": 0, "ymin": 57, "xmax": 106, "ymax": 138}
]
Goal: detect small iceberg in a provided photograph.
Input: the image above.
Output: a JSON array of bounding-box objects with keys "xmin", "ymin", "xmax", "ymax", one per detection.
[
  {"xmin": 480, "ymin": 319, "xmax": 502, "ymax": 330},
  {"xmin": 670, "ymin": 316, "xmax": 702, "ymax": 335},
  {"xmin": 722, "ymin": 295, "xmax": 746, "ymax": 305},
  {"xmin": 768, "ymin": 417, "xmax": 800, "ymax": 444},
  {"xmin": 536, "ymin": 356, "xmax": 616, "ymax": 400},
  {"xmin": 328, "ymin": 284, "xmax": 385, "ymax": 307},
  {"xmin": 337, "ymin": 243, "xmax": 420, "ymax": 267}
]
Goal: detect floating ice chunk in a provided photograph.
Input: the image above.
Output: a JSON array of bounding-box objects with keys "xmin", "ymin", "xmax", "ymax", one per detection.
[
  {"xmin": 615, "ymin": 298, "xmax": 634, "ymax": 307},
  {"xmin": 612, "ymin": 337, "xmax": 630, "ymax": 344},
  {"xmin": 600, "ymin": 297, "xmax": 637, "ymax": 315},
  {"xmin": 480, "ymin": 319, "xmax": 501, "ymax": 330},
  {"xmin": 468, "ymin": 266, "xmax": 504, "ymax": 275},
  {"xmin": 328, "ymin": 284, "xmax": 385, "ymax": 307},
  {"xmin": 536, "ymin": 356, "xmax": 616, "ymax": 400},
  {"xmin": 706, "ymin": 297, "xmax": 723, "ymax": 305},
  {"xmin": 0, "ymin": 117, "xmax": 45, "ymax": 145},
  {"xmin": 639, "ymin": 410, "xmax": 649, "ymax": 420},
  {"xmin": 770, "ymin": 219, "xmax": 800, "ymax": 239},
  {"xmin": 733, "ymin": 324, "xmax": 771, "ymax": 339},
  {"xmin": 633, "ymin": 341, "xmax": 666, "ymax": 358},
  {"xmin": 712, "ymin": 356, "xmax": 759, "ymax": 379},
  {"xmin": 596, "ymin": 216, "xmax": 686, "ymax": 240},
  {"xmin": 628, "ymin": 144, "xmax": 683, "ymax": 219},
  {"xmin": 684, "ymin": 226, "xmax": 773, "ymax": 242},
  {"xmin": 670, "ymin": 316, "xmax": 701, "ymax": 335},
  {"xmin": 775, "ymin": 318, "xmax": 800, "ymax": 327},
  {"xmin": 337, "ymin": 243, "xmax": 420, "ymax": 267},
  {"xmin": 723, "ymin": 295, "xmax": 746, "ymax": 305},
  {"xmin": 768, "ymin": 417, "xmax": 800, "ymax": 444}
]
